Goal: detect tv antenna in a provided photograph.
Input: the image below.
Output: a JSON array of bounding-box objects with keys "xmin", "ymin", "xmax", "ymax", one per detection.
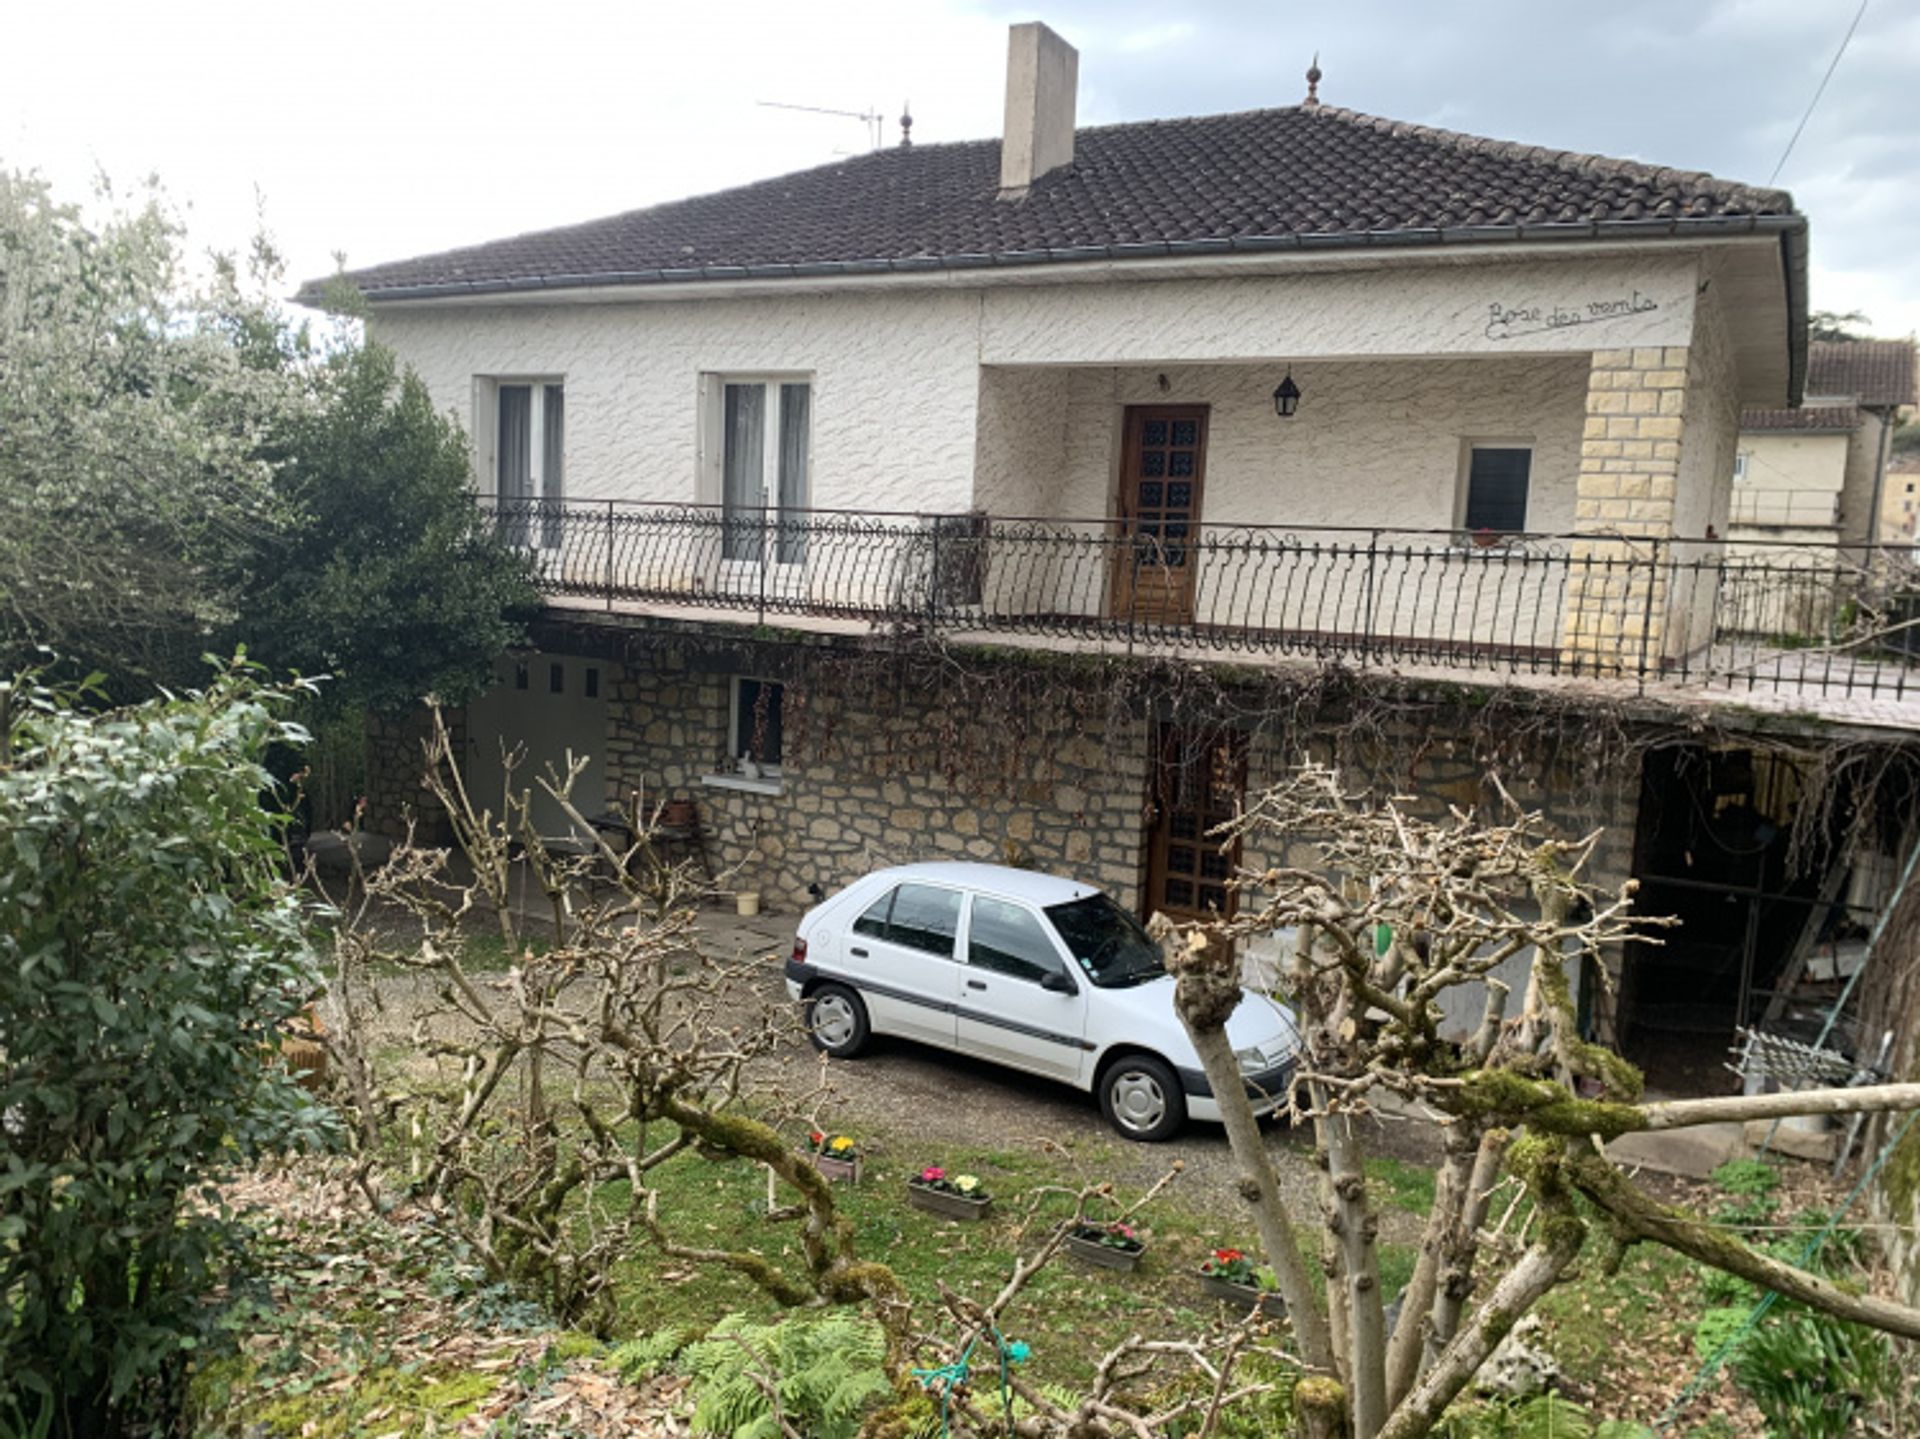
[{"xmin": 756, "ymin": 99, "xmax": 889, "ymax": 150}]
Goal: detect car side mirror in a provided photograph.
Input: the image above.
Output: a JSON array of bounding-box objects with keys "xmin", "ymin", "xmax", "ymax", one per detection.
[{"xmin": 1040, "ymin": 970, "xmax": 1078, "ymax": 996}]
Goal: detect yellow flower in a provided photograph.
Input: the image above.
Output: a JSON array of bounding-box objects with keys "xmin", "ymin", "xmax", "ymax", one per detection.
[
  {"xmin": 954, "ymin": 1175, "xmax": 979, "ymax": 1194},
  {"xmin": 830, "ymin": 1136, "xmax": 854, "ymax": 1153}
]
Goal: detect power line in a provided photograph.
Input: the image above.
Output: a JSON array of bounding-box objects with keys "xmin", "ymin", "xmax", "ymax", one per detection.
[{"xmin": 1769, "ymin": 0, "xmax": 1870, "ymax": 185}]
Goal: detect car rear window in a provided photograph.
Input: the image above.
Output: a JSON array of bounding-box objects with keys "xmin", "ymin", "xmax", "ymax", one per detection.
[{"xmin": 851, "ymin": 883, "xmax": 962, "ymax": 958}]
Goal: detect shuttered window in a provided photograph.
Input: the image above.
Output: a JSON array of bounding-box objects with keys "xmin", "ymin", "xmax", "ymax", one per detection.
[{"xmin": 1462, "ymin": 446, "xmax": 1531, "ymax": 535}]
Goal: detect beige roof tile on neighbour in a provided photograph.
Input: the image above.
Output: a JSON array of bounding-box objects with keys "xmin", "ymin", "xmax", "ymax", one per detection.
[
  {"xmin": 1740, "ymin": 404, "xmax": 1862, "ymax": 433},
  {"xmin": 1805, "ymin": 339, "xmax": 1917, "ymax": 408}
]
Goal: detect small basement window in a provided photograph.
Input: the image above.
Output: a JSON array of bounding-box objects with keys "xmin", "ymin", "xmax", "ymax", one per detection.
[
  {"xmin": 1461, "ymin": 445, "xmax": 1532, "ymax": 536},
  {"xmin": 733, "ymin": 678, "xmax": 784, "ymax": 770}
]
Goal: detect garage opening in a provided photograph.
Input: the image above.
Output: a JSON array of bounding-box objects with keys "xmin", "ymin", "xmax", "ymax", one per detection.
[{"xmin": 1618, "ymin": 745, "xmax": 1884, "ymax": 1096}]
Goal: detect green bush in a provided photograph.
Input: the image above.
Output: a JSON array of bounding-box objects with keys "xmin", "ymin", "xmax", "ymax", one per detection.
[
  {"xmin": 0, "ymin": 666, "xmax": 336, "ymax": 1435},
  {"xmin": 1708, "ymin": 1159, "xmax": 1779, "ymax": 1197},
  {"xmin": 1732, "ymin": 1308, "xmax": 1898, "ymax": 1439}
]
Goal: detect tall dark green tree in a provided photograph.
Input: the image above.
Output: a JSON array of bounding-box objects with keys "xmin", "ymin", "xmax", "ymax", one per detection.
[
  {"xmin": 240, "ymin": 342, "xmax": 538, "ymax": 716},
  {"xmin": 0, "ymin": 168, "xmax": 536, "ymax": 713}
]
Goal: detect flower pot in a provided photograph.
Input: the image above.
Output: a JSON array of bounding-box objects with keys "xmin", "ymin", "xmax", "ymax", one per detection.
[
  {"xmin": 1197, "ymin": 1272, "xmax": 1287, "ymax": 1317},
  {"xmin": 736, "ymin": 890, "xmax": 761, "ymax": 917},
  {"xmin": 1064, "ymin": 1232, "xmax": 1145, "ymax": 1271},
  {"xmin": 802, "ymin": 1149, "xmax": 861, "ymax": 1183},
  {"xmin": 907, "ymin": 1183, "xmax": 993, "ymax": 1221}
]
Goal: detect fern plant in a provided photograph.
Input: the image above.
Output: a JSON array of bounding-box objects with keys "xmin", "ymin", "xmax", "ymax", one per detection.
[
  {"xmin": 1438, "ymin": 1394, "xmax": 1651, "ymax": 1438},
  {"xmin": 609, "ymin": 1327, "xmax": 695, "ymax": 1384},
  {"xmin": 682, "ymin": 1311, "xmax": 890, "ymax": 1439}
]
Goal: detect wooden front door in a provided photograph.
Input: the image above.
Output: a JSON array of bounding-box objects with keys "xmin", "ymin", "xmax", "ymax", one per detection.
[
  {"xmin": 1143, "ymin": 726, "xmax": 1245, "ymax": 926},
  {"xmin": 1112, "ymin": 406, "xmax": 1209, "ymax": 625}
]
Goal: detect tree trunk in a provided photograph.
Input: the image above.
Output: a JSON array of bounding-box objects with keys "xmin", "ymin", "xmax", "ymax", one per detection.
[
  {"xmin": 1183, "ymin": 1017, "xmax": 1335, "ymax": 1372},
  {"xmin": 1376, "ymin": 1221, "xmax": 1585, "ymax": 1439},
  {"xmin": 1322, "ymin": 1107, "xmax": 1388, "ymax": 1438}
]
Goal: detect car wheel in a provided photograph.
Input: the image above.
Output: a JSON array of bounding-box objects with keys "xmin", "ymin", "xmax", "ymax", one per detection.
[
  {"xmin": 1099, "ymin": 1054, "xmax": 1186, "ymax": 1142},
  {"xmin": 805, "ymin": 983, "xmax": 869, "ymax": 1058}
]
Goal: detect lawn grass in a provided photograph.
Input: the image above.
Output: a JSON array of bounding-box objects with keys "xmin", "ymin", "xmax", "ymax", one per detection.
[{"xmin": 608, "ymin": 1125, "xmax": 1423, "ymax": 1394}]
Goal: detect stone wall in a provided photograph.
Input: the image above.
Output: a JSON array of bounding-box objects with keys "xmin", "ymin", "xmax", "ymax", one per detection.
[
  {"xmin": 603, "ymin": 653, "xmax": 1152, "ymax": 913},
  {"xmin": 363, "ymin": 706, "xmax": 465, "ymax": 844},
  {"xmin": 599, "ymin": 643, "xmax": 1642, "ymax": 1039}
]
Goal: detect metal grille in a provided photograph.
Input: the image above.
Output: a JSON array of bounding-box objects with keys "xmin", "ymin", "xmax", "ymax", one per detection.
[{"xmin": 488, "ymin": 499, "xmax": 1920, "ymax": 701}]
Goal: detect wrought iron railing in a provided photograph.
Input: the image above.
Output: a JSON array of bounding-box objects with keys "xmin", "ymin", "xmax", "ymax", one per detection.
[{"xmin": 489, "ymin": 499, "xmax": 1920, "ymax": 701}]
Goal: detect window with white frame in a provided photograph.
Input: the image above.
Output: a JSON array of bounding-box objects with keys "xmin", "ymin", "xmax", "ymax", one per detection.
[
  {"xmin": 712, "ymin": 378, "xmax": 811, "ymax": 563},
  {"xmin": 1459, "ymin": 443, "xmax": 1532, "ymax": 536},
  {"xmin": 486, "ymin": 379, "xmax": 565, "ymax": 547}
]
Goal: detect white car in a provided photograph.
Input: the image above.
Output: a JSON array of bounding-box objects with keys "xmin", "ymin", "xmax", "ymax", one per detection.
[{"xmin": 783, "ymin": 862, "xmax": 1299, "ymax": 1141}]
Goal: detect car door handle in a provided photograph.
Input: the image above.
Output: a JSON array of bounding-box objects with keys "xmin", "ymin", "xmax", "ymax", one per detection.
[
  {"xmin": 966, "ymin": 979, "xmax": 987, "ymax": 991},
  {"xmin": 849, "ymin": 947, "xmax": 869, "ymax": 958}
]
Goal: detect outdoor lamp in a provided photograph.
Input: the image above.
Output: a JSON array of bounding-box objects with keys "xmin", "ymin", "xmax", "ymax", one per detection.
[{"xmin": 1272, "ymin": 371, "xmax": 1301, "ymax": 418}]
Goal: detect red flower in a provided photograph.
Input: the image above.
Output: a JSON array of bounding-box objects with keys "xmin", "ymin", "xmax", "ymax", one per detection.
[
  {"xmin": 921, "ymin": 1166, "xmax": 946, "ymax": 1182},
  {"xmin": 809, "ymin": 1129, "xmax": 825, "ymax": 1145},
  {"xmin": 1213, "ymin": 1248, "xmax": 1244, "ymax": 1263}
]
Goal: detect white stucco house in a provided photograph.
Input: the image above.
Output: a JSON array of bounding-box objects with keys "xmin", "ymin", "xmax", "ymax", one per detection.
[
  {"xmin": 306, "ymin": 26, "xmax": 1824, "ymax": 696},
  {"xmin": 310, "ymin": 23, "xmax": 1920, "ymax": 1076}
]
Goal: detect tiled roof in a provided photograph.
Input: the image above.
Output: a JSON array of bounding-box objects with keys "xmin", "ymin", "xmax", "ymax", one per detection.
[
  {"xmin": 306, "ymin": 103, "xmax": 1797, "ymax": 302},
  {"xmin": 1806, "ymin": 340, "xmax": 1915, "ymax": 408},
  {"xmin": 1741, "ymin": 405, "xmax": 1861, "ymax": 433}
]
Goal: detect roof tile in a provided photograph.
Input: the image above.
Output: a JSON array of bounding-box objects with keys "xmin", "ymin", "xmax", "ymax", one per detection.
[{"xmin": 309, "ymin": 103, "xmax": 1796, "ymax": 302}]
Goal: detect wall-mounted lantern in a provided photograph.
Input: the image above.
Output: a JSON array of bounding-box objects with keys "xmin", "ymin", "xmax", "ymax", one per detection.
[{"xmin": 1272, "ymin": 370, "xmax": 1301, "ymax": 419}]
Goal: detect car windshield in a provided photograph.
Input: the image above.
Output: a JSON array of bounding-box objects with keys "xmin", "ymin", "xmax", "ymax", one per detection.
[{"xmin": 1045, "ymin": 893, "xmax": 1166, "ymax": 988}]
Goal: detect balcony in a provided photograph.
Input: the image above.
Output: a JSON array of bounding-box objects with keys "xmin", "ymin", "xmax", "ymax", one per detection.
[{"xmin": 493, "ymin": 500, "xmax": 1920, "ymax": 726}]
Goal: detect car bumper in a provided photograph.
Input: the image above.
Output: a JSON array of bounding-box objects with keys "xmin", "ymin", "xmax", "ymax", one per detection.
[{"xmin": 1176, "ymin": 1059, "xmax": 1295, "ymax": 1124}]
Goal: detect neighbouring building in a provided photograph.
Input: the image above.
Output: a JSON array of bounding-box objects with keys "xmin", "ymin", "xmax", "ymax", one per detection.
[
  {"xmin": 1881, "ymin": 449, "xmax": 1920, "ymax": 547},
  {"xmin": 309, "ymin": 25, "xmax": 1920, "ymax": 1105},
  {"xmin": 1728, "ymin": 338, "xmax": 1915, "ymax": 545}
]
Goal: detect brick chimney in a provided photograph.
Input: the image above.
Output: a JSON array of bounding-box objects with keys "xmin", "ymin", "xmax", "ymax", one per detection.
[{"xmin": 999, "ymin": 22, "xmax": 1078, "ymax": 198}]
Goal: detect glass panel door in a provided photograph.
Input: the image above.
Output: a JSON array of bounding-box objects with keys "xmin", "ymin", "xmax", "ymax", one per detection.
[
  {"xmin": 1113, "ymin": 406, "xmax": 1208, "ymax": 626},
  {"xmin": 718, "ymin": 380, "xmax": 810, "ymax": 600}
]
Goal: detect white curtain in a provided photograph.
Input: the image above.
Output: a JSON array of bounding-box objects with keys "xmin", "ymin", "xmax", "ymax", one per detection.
[
  {"xmin": 541, "ymin": 385, "xmax": 565, "ymax": 548},
  {"xmin": 722, "ymin": 383, "xmax": 765, "ymax": 561},
  {"xmin": 777, "ymin": 383, "xmax": 810, "ymax": 564},
  {"xmin": 496, "ymin": 384, "xmax": 532, "ymax": 545}
]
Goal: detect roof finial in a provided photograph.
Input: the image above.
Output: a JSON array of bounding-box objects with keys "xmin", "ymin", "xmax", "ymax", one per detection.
[
  {"xmin": 899, "ymin": 102, "xmax": 913, "ymax": 148},
  {"xmin": 1304, "ymin": 53, "xmax": 1322, "ymax": 107}
]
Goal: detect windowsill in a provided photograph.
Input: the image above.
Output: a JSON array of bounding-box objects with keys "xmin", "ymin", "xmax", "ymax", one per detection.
[{"xmin": 700, "ymin": 773, "xmax": 786, "ymax": 797}]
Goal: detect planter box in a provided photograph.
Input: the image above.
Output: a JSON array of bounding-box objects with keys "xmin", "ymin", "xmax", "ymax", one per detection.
[
  {"xmin": 1197, "ymin": 1272, "xmax": 1287, "ymax": 1317},
  {"xmin": 1065, "ymin": 1232, "xmax": 1145, "ymax": 1271},
  {"xmin": 801, "ymin": 1149, "xmax": 861, "ymax": 1184},
  {"xmin": 907, "ymin": 1183, "xmax": 993, "ymax": 1221}
]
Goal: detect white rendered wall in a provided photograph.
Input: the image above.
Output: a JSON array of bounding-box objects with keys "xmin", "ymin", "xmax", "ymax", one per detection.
[
  {"xmin": 373, "ymin": 249, "xmax": 1702, "ymax": 522},
  {"xmin": 373, "ymin": 289, "xmax": 987, "ymax": 515}
]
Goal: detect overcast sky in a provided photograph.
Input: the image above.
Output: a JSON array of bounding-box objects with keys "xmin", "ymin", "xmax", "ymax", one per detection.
[{"xmin": 4, "ymin": 0, "xmax": 1915, "ymax": 336}]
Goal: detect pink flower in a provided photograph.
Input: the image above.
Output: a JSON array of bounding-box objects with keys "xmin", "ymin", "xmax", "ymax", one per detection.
[{"xmin": 920, "ymin": 1166, "xmax": 946, "ymax": 1182}]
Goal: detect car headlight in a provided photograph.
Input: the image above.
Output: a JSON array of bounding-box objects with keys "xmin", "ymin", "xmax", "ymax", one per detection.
[{"xmin": 1234, "ymin": 1046, "xmax": 1267, "ymax": 1072}]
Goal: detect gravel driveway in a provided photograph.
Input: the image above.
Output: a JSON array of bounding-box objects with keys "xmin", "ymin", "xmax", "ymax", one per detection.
[{"xmin": 355, "ymin": 901, "xmax": 1441, "ymax": 1243}]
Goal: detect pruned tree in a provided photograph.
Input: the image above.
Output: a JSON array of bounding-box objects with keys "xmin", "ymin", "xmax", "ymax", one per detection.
[
  {"xmin": 320, "ymin": 713, "xmax": 905, "ymax": 1335},
  {"xmin": 1164, "ymin": 765, "xmax": 1920, "ymax": 1439},
  {"xmin": 319, "ymin": 719, "xmax": 1302, "ymax": 1434}
]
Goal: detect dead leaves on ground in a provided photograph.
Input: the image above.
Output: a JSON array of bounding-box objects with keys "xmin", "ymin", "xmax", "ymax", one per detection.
[{"xmin": 208, "ymin": 1163, "xmax": 692, "ymax": 1437}]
